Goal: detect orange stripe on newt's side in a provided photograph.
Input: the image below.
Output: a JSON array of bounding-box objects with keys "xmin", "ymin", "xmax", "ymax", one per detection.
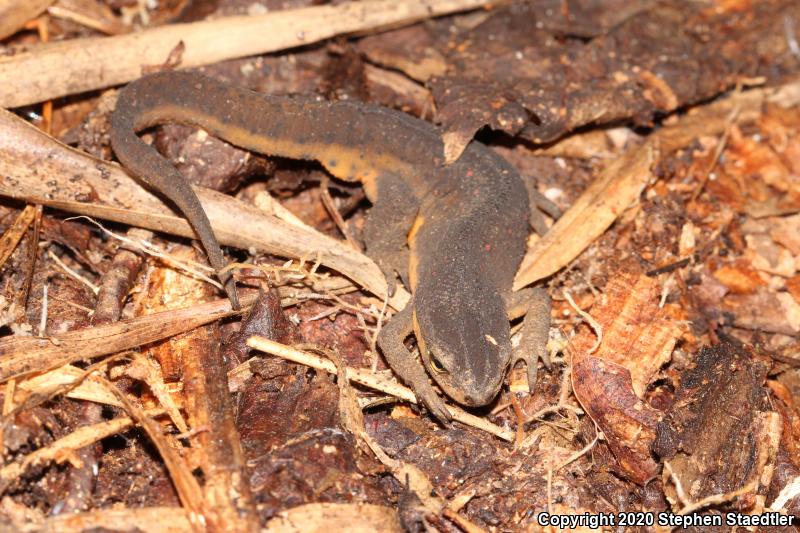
[
  {"xmin": 140, "ymin": 105, "xmax": 415, "ymax": 185},
  {"xmin": 407, "ymin": 215, "xmax": 425, "ymax": 292}
]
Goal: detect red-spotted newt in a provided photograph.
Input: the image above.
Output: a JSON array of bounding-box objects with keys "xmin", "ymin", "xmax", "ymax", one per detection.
[{"xmin": 110, "ymin": 71, "xmax": 559, "ymax": 422}]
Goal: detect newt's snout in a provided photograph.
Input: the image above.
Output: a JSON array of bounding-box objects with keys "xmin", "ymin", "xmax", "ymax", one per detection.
[{"xmin": 415, "ymin": 290, "xmax": 512, "ymax": 407}]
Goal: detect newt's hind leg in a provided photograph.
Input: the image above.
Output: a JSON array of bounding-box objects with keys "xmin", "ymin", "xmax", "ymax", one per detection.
[
  {"xmin": 526, "ymin": 183, "xmax": 562, "ymax": 236},
  {"xmin": 362, "ymin": 174, "xmax": 419, "ymax": 295},
  {"xmin": 377, "ymin": 301, "xmax": 452, "ymax": 423},
  {"xmin": 505, "ymin": 287, "xmax": 551, "ymax": 391}
]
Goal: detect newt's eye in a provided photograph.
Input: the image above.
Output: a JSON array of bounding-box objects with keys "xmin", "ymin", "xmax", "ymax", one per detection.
[{"xmin": 428, "ymin": 352, "xmax": 447, "ymax": 374}]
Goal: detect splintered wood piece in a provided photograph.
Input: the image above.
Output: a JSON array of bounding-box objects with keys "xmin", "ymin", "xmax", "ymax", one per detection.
[
  {"xmin": 138, "ymin": 245, "xmax": 217, "ymax": 382},
  {"xmin": 0, "ymin": 204, "xmax": 36, "ymax": 269},
  {"xmin": 17, "ymin": 364, "xmax": 121, "ymax": 407},
  {"xmin": 0, "ymin": 0, "xmax": 495, "ymax": 109},
  {"xmin": 570, "ymin": 271, "xmax": 685, "ymax": 484},
  {"xmin": 513, "ymin": 139, "xmax": 656, "ymax": 290},
  {"xmin": 0, "ymin": 295, "xmax": 244, "ymax": 383},
  {"xmin": 652, "ymin": 343, "xmax": 776, "ymax": 511}
]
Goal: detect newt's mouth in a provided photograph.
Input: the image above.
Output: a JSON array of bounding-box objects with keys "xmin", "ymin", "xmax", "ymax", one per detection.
[{"xmin": 430, "ymin": 370, "xmax": 500, "ymax": 407}]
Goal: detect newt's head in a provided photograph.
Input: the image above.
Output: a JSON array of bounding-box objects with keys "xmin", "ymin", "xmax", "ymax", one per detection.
[{"xmin": 412, "ymin": 286, "xmax": 511, "ymax": 407}]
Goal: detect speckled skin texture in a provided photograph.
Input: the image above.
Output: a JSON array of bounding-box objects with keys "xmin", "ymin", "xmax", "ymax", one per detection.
[{"xmin": 111, "ymin": 72, "xmax": 543, "ymax": 420}]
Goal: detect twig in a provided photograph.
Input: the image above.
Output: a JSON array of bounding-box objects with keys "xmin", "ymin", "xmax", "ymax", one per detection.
[
  {"xmin": 21, "ymin": 205, "xmax": 43, "ymax": 310},
  {"xmin": 663, "ymin": 461, "xmax": 690, "ymax": 507},
  {"xmin": 68, "ymin": 216, "xmax": 220, "ymax": 287},
  {"xmin": 676, "ymin": 479, "xmax": 759, "ymax": 516},
  {"xmin": 320, "ymin": 176, "xmax": 360, "ymax": 250},
  {"xmin": 564, "ymin": 290, "xmax": 602, "ymax": 354},
  {"xmin": 556, "ymin": 428, "xmax": 599, "ymax": 472},
  {"xmin": 38, "ymin": 283, "xmax": 48, "ymax": 337},
  {"xmin": 785, "ymin": 15, "xmax": 800, "ymax": 59},
  {"xmin": 47, "ymin": 249, "xmax": 99, "ymax": 295}
]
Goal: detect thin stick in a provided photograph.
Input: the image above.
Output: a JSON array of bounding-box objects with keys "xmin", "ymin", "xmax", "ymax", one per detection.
[
  {"xmin": 320, "ymin": 177, "xmax": 360, "ymax": 250},
  {"xmin": 563, "ymin": 290, "xmax": 602, "ymax": 354},
  {"xmin": 47, "ymin": 249, "xmax": 100, "ymax": 294},
  {"xmin": 691, "ymin": 97, "xmax": 742, "ymax": 201},
  {"xmin": 676, "ymin": 480, "xmax": 759, "ymax": 516}
]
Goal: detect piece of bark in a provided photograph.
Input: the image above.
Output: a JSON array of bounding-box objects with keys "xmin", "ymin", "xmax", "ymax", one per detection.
[
  {"xmin": 358, "ymin": 25, "xmax": 447, "ymax": 83},
  {"xmin": 223, "ymin": 289, "xmax": 300, "ymax": 370},
  {"xmin": 570, "ymin": 271, "xmax": 685, "ymax": 484},
  {"xmin": 431, "ymin": 0, "xmax": 800, "ymax": 160},
  {"xmin": 154, "ymin": 124, "xmax": 271, "ymax": 193},
  {"xmin": 722, "ymin": 290, "xmax": 800, "ymax": 336},
  {"xmin": 712, "ymin": 259, "xmax": 766, "ymax": 295},
  {"xmin": 90, "ymin": 228, "xmax": 149, "ymax": 326},
  {"xmin": 765, "ymin": 380, "xmax": 800, "ymax": 516},
  {"xmin": 653, "ymin": 343, "xmax": 778, "ymax": 512},
  {"xmin": 182, "ymin": 321, "xmax": 259, "ymax": 532}
]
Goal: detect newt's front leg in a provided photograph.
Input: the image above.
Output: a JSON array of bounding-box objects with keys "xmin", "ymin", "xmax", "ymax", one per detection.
[
  {"xmin": 362, "ymin": 173, "xmax": 418, "ymax": 294},
  {"xmin": 505, "ymin": 288, "xmax": 552, "ymax": 390},
  {"xmin": 376, "ymin": 301, "xmax": 452, "ymax": 423}
]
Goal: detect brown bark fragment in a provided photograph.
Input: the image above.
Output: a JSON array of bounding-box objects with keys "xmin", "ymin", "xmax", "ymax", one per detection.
[
  {"xmin": 653, "ymin": 343, "xmax": 777, "ymax": 511},
  {"xmin": 430, "ymin": 0, "xmax": 800, "ymax": 159}
]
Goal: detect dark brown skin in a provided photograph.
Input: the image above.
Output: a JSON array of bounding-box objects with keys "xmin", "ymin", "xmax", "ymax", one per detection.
[{"xmin": 111, "ymin": 71, "xmax": 557, "ymax": 422}]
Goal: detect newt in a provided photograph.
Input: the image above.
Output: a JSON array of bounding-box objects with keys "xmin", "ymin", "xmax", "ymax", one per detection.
[{"xmin": 110, "ymin": 71, "xmax": 558, "ymax": 422}]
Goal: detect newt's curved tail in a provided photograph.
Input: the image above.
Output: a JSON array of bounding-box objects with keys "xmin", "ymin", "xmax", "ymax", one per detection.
[{"xmin": 110, "ymin": 72, "xmax": 240, "ymax": 309}]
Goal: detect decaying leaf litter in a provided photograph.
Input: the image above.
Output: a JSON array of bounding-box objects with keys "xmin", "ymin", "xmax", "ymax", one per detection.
[{"xmin": 0, "ymin": 0, "xmax": 799, "ymax": 531}]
